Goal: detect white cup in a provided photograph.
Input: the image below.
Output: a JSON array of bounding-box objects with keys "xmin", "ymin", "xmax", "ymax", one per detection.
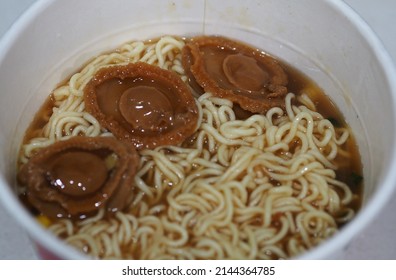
[{"xmin": 0, "ymin": 0, "xmax": 396, "ymax": 259}]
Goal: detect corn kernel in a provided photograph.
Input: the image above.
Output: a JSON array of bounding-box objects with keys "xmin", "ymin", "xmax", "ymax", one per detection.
[{"xmin": 36, "ymin": 215, "xmax": 51, "ymax": 227}]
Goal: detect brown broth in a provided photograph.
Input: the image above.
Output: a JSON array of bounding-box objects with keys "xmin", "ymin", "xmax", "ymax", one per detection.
[
  {"xmin": 282, "ymin": 62, "xmax": 363, "ymax": 219},
  {"xmin": 22, "ymin": 94, "xmax": 55, "ymax": 145},
  {"xmin": 18, "ymin": 36, "xmax": 364, "ymax": 259}
]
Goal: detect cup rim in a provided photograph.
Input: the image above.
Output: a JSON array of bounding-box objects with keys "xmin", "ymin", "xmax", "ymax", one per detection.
[{"xmin": 1, "ymin": 0, "xmax": 396, "ymax": 260}]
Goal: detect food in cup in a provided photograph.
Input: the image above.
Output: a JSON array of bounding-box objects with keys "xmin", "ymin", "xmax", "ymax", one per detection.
[{"xmin": 16, "ymin": 35, "xmax": 363, "ymax": 259}]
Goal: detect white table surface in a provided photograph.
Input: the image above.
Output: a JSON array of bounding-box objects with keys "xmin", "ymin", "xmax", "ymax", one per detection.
[{"xmin": 0, "ymin": 0, "xmax": 395, "ymax": 260}]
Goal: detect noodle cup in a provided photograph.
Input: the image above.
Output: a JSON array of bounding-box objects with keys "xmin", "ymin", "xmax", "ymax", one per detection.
[{"xmin": 0, "ymin": 0, "xmax": 396, "ymax": 259}]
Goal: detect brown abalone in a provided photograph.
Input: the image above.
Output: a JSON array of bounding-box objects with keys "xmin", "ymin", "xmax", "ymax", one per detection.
[
  {"xmin": 84, "ymin": 62, "xmax": 199, "ymax": 150},
  {"xmin": 17, "ymin": 136, "xmax": 139, "ymax": 220},
  {"xmin": 182, "ymin": 36, "xmax": 288, "ymax": 114}
]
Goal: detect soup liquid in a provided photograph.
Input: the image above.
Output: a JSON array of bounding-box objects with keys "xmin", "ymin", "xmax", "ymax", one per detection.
[{"xmin": 18, "ymin": 36, "xmax": 363, "ymax": 258}]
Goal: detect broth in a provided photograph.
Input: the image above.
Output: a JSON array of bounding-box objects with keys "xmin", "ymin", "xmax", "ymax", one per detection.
[{"xmin": 17, "ymin": 35, "xmax": 363, "ymax": 259}]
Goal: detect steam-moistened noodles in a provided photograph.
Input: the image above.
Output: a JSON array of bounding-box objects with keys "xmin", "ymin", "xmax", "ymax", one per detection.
[{"xmin": 17, "ymin": 35, "xmax": 362, "ymax": 259}]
